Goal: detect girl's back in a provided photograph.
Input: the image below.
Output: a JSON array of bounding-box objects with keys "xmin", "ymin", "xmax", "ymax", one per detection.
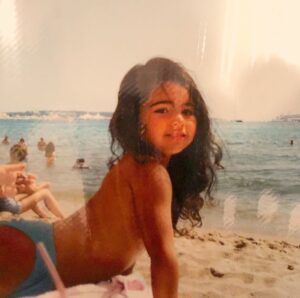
[{"xmin": 54, "ymin": 154, "xmax": 167, "ymax": 285}]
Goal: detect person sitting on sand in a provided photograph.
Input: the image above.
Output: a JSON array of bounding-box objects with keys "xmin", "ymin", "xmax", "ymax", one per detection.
[
  {"xmin": 1, "ymin": 145, "xmax": 65, "ymax": 220},
  {"xmin": 2, "ymin": 135, "xmax": 9, "ymax": 145},
  {"xmin": 38, "ymin": 137, "xmax": 47, "ymax": 151},
  {"xmin": 72, "ymin": 158, "xmax": 90, "ymax": 169},
  {"xmin": 45, "ymin": 142, "xmax": 56, "ymax": 165},
  {"xmin": 0, "ymin": 57, "xmax": 222, "ymax": 298},
  {"xmin": 0, "ymin": 172, "xmax": 65, "ymax": 219}
]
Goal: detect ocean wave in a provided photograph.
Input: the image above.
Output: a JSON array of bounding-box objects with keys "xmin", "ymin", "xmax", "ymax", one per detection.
[{"xmin": 0, "ymin": 111, "xmax": 112, "ymax": 121}]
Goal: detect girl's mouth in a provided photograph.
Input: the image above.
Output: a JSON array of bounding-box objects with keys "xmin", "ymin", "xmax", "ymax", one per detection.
[{"xmin": 165, "ymin": 132, "xmax": 187, "ymax": 139}]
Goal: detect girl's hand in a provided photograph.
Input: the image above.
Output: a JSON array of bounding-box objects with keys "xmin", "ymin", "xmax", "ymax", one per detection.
[{"xmin": 0, "ymin": 163, "xmax": 25, "ymax": 197}]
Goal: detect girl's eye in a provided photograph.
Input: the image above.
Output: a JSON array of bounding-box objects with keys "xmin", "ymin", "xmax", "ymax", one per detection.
[
  {"xmin": 182, "ymin": 109, "xmax": 194, "ymax": 116},
  {"xmin": 154, "ymin": 107, "xmax": 169, "ymax": 114}
]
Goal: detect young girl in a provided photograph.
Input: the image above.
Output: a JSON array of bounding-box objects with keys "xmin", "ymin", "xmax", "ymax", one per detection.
[{"xmin": 0, "ymin": 57, "xmax": 221, "ymax": 298}]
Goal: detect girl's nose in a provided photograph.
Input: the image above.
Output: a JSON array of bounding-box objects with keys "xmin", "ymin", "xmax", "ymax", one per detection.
[{"xmin": 171, "ymin": 114, "xmax": 184, "ymax": 129}]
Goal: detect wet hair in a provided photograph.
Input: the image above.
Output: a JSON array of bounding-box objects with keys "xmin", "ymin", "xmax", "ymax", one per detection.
[
  {"xmin": 45, "ymin": 142, "xmax": 55, "ymax": 157},
  {"xmin": 19, "ymin": 138, "xmax": 25, "ymax": 143},
  {"xmin": 10, "ymin": 144, "xmax": 27, "ymax": 162},
  {"xmin": 77, "ymin": 158, "xmax": 85, "ymax": 163},
  {"xmin": 109, "ymin": 57, "xmax": 222, "ymax": 231}
]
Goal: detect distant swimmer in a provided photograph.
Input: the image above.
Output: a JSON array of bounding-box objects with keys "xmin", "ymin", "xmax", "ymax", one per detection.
[
  {"xmin": 45, "ymin": 142, "xmax": 55, "ymax": 166},
  {"xmin": 1, "ymin": 135, "xmax": 9, "ymax": 145},
  {"xmin": 290, "ymin": 139, "xmax": 294, "ymax": 146},
  {"xmin": 72, "ymin": 158, "xmax": 90, "ymax": 169},
  {"xmin": 18, "ymin": 138, "xmax": 28, "ymax": 151},
  {"xmin": 37, "ymin": 137, "xmax": 47, "ymax": 151},
  {"xmin": 10, "ymin": 144, "xmax": 28, "ymax": 163}
]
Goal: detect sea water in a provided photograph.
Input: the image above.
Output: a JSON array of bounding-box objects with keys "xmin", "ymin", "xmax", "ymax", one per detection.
[
  {"xmin": 208, "ymin": 120, "xmax": 300, "ymax": 240},
  {"xmin": 0, "ymin": 115, "xmax": 299, "ymax": 240}
]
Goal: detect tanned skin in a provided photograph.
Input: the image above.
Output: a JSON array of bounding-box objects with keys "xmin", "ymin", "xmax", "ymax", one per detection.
[{"xmin": 0, "ymin": 155, "xmax": 178, "ymax": 298}]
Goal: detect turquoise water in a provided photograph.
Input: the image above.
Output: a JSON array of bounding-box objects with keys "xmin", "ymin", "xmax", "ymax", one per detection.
[{"xmin": 1, "ymin": 118, "xmax": 300, "ymax": 239}]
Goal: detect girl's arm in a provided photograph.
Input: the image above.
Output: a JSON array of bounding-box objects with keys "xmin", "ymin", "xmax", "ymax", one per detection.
[{"xmin": 132, "ymin": 162, "xmax": 178, "ymax": 298}]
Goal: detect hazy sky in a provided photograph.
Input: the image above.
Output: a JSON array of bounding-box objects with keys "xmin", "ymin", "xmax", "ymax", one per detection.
[{"xmin": 1, "ymin": 0, "xmax": 300, "ymax": 120}]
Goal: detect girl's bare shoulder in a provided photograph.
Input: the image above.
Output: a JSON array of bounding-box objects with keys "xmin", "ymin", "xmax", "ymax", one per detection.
[{"xmin": 119, "ymin": 154, "xmax": 171, "ymax": 189}]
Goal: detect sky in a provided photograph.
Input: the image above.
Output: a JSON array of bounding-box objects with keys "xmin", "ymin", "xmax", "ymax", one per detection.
[{"xmin": 1, "ymin": 0, "xmax": 300, "ymax": 121}]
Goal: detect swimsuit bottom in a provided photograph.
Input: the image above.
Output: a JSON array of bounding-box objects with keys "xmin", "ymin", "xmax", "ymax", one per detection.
[
  {"xmin": 0, "ymin": 219, "xmax": 56, "ymax": 297},
  {"xmin": 0, "ymin": 197, "xmax": 21, "ymax": 214}
]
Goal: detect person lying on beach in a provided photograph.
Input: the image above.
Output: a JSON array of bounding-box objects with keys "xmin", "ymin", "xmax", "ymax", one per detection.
[
  {"xmin": 38, "ymin": 137, "xmax": 47, "ymax": 151},
  {"xmin": 2, "ymin": 135, "xmax": 9, "ymax": 145},
  {"xmin": 72, "ymin": 158, "xmax": 90, "ymax": 169},
  {"xmin": 0, "ymin": 57, "xmax": 222, "ymax": 298}
]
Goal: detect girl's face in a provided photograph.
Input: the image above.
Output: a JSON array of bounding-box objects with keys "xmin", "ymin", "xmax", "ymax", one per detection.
[{"xmin": 140, "ymin": 81, "xmax": 197, "ymax": 164}]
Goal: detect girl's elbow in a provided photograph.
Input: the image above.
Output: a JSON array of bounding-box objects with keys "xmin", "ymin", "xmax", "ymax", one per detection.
[{"xmin": 150, "ymin": 249, "xmax": 179, "ymax": 271}]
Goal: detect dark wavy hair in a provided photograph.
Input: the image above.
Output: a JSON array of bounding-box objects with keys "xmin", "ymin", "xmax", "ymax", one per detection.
[{"xmin": 109, "ymin": 57, "xmax": 222, "ymax": 231}]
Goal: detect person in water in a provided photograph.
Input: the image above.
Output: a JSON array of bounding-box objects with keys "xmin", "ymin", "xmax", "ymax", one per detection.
[
  {"xmin": 45, "ymin": 142, "xmax": 56, "ymax": 166},
  {"xmin": 0, "ymin": 57, "xmax": 221, "ymax": 298},
  {"xmin": 72, "ymin": 158, "xmax": 90, "ymax": 169},
  {"xmin": 2, "ymin": 135, "xmax": 9, "ymax": 145},
  {"xmin": 18, "ymin": 138, "xmax": 28, "ymax": 151},
  {"xmin": 9, "ymin": 144, "xmax": 28, "ymax": 163},
  {"xmin": 37, "ymin": 137, "xmax": 47, "ymax": 151}
]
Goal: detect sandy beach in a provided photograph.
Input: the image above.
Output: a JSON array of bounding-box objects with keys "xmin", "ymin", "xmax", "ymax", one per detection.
[
  {"xmin": 1, "ymin": 209, "xmax": 300, "ymax": 298},
  {"xmin": 137, "ymin": 229, "xmax": 300, "ymax": 298}
]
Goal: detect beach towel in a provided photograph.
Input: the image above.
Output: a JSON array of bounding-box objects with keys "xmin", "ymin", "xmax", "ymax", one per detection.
[{"xmin": 24, "ymin": 273, "xmax": 152, "ymax": 298}]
